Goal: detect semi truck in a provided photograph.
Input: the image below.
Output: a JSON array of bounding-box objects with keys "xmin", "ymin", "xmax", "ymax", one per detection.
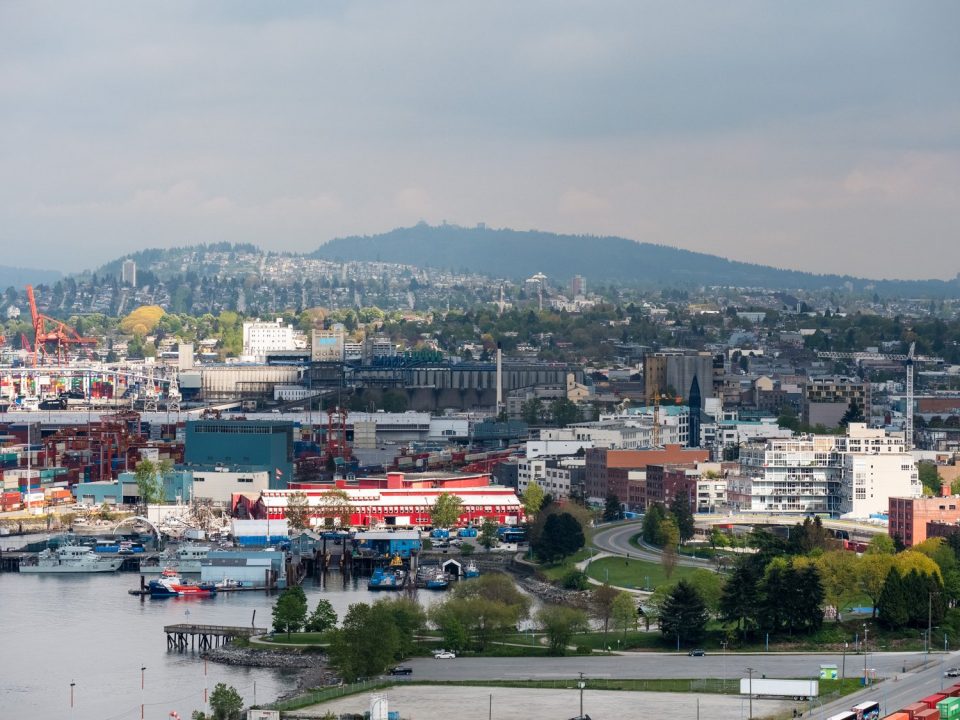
[{"xmin": 740, "ymin": 678, "xmax": 819, "ymax": 700}]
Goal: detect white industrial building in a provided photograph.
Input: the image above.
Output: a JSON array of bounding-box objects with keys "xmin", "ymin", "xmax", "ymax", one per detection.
[
  {"xmin": 191, "ymin": 466, "xmax": 271, "ymax": 504},
  {"xmin": 242, "ymin": 318, "xmax": 297, "ymax": 359}
]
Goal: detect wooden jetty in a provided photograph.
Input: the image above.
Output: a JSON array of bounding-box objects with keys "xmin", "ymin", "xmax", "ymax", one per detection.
[{"xmin": 163, "ymin": 623, "xmax": 265, "ymax": 652}]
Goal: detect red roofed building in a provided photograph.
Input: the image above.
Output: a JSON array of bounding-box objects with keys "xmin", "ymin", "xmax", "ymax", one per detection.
[{"xmin": 246, "ymin": 472, "xmax": 524, "ymax": 528}]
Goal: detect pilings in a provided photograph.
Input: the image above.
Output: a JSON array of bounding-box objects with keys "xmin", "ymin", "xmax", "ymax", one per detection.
[{"xmin": 164, "ymin": 624, "xmax": 265, "ymax": 652}]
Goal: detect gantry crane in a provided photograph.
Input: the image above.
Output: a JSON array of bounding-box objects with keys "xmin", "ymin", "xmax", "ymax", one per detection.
[
  {"xmin": 26, "ymin": 285, "xmax": 98, "ymax": 366},
  {"xmin": 817, "ymin": 342, "xmax": 944, "ymax": 448}
]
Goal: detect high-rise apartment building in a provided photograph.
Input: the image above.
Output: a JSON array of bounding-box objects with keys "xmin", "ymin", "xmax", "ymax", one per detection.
[{"xmin": 121, "ymin": 259, "xmax": 137, "ymax": 287}]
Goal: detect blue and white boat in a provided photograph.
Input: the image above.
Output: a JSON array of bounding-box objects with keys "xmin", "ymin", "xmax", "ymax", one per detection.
[
  {"xmin": 463, "ymin": 561, "xmax": 480, "ymax": 579},
  {"xmin": 368, "ymin": 567, "xmax": 406, "ymax": 591},
  {"xmin": 425, "ymin": 569, "xmax": 449, "ymax": 590}
]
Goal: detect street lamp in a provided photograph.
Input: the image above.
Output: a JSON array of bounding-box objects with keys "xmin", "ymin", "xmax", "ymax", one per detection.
[
  {"xmin": 70, "ymin": 681, "xmax": 75, "ymax": 709},
  {"xmin": 578, "ymin": 671, "xmax": 586, "ymax": 719},
  {"xmin": 746, "ymin": 667, "xmax": 755, "ymax": 720},
  {"xmin": 842, "ymin": 642, "xmax": 847, "ymax": 680},
  {"xmin": 140, "ymin": 666, "xmax": 146, "ymax": 720},
  {"xmin": 721, "ymin": 641, "xmax": 728, "ymax": 684},
  {"xmin": 863, "ymin": 625, "xmax": 869, "ymax": 686}
]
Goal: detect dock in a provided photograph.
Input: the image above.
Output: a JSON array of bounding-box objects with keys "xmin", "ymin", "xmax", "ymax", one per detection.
[{"xmin": 163, "ymin": 623, "xmax": 265, "ymax": 652}]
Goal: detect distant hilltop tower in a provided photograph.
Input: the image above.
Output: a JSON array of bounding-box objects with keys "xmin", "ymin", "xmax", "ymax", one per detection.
[{"xmin": 121, "ymin": 259, "xmax": 137, "ymax": 287}]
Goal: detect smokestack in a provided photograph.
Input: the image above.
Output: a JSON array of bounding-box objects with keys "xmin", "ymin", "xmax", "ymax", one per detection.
[{"xmin": 496, "ymin": 342, "xmax": 503, "ymax": 414}]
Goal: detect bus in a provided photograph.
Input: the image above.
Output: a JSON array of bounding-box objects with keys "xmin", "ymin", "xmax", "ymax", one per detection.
[{"xmin": 852, "ymin": 702, "xmax": 881, "ymax": 720}]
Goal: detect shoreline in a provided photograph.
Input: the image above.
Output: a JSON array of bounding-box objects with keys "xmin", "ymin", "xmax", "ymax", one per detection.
[{"xmin": 202, "ymin": 643, "xmax": 338, "ymax": 704}]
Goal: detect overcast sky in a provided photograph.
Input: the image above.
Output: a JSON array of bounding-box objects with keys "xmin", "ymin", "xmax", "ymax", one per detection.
[{"xmin": 1, "ymin": 2, "xmax": 958, "ymax": 279}]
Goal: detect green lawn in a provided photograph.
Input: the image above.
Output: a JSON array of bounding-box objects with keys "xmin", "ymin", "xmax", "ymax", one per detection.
[
  {"xmin": 258, "ymin": 632, "xmax": 332, "ymax": 645},
  {"xmin": 584, "ymin": 555, "xmax": 700, "ymax": 590},
  {"xmin": 538, "ymin": 547, "xmax": 593, "ymax": 582}
]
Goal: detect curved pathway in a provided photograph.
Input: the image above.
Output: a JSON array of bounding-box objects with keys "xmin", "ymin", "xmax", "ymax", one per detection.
[{"xmin": 592, "ymin": 522, "xmax": 714, "ymax": 570}]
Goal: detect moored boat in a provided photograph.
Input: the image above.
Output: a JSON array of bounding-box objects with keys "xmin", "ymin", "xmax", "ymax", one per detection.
[
  {"xmin": 141, "ymin": 544, "xmax": 210, "ymax": 575},
  {"xmin": 19, "ymin": 544, "xmax": 124, "ymax": 573},
  {"xmin": 425, "ymin": 568, "xmax": 449, "ymax": 590},
  {"xmin": 148, "ymin": 569, "xmax": 218, "ymax": 598},
  {"xmin": 368, "ymin": 566, "xmax": 406, "ymax": 590},
  {"xmin": 463, "ymin": 561, "xmax": 480, "ymax": 579}
]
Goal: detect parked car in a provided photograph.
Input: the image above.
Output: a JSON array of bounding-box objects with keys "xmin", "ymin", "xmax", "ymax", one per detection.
[
  {"xmin": 688, "ymin": 649, "xmax": 705, "ymax": 656},
  {"xmin": 945, "ymin": 667, "xmax": 960, "ymax": 678},
  {"xmin": 389, "ymin": 666, "xmax": 413, "ymax": 676},
  {"xmin": 434, "ymin": 651, "xmax": 456, "ymax": 659}
]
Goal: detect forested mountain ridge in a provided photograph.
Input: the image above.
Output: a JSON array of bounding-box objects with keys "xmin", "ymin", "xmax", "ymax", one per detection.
[{"xmin": 312, "ymin": 224, "xmax": 960, "ymax": 295}]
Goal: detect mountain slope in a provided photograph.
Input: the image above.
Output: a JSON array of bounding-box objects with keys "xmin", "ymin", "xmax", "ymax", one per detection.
[
  {"xmin": 0, "ymin": 265, "xmax": 62, "ymax": 289},
  {"xmin": 312, "ymin": 224, "xmax": 958, "ymax": 295}
]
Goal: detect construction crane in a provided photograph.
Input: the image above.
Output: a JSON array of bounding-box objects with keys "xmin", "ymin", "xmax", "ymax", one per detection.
[
  {"xmin": 817, "ymin": 342, "xmax": 944, "ymax": 448},
  {"xmin": 26, "ymin": 285, "xmax": 98, "ymax": 366}
]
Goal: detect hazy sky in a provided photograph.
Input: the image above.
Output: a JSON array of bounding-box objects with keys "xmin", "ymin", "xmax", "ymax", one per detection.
[{"xmin": 2, "ymin": 2, "xmax": 958, "ymax": 279}]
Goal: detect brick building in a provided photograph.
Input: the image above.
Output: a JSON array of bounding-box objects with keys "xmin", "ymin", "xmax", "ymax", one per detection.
[
  {"xmin": 585, "ymin": 445, "xmax": 709, "ymax": 506},
  {"xmin": 889, "ymin": 489, "xmax": 960, "ymax": 547}
]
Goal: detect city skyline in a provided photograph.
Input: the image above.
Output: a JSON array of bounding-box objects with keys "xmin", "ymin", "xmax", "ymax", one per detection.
[{"xmin": 1, "ymin": 2, "xmax": 958, "ymax": 278}]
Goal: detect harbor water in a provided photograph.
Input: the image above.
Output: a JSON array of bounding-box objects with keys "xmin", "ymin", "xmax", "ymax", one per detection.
[{"xmin": 0, "ymin": 564, "xmax": 450, "ymax": 720}]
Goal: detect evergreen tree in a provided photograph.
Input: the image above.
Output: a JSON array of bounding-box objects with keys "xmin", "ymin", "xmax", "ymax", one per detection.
[
  {"xmin": 877, "ymin": 567, "xmax": 909, "ymax": 629},
  {"xmin": 758, "ymin": 560, "xmax": 789, "ymax": 634},
  {"xmin": 603, "ymin": 494, "xmax": 621, "ymax": 522},
  {"xmin": 793, "ymin": 564, "xmax": 826, "ymax": 634},
  {"xmin": 669, "ymin": 492, "xmax": 695, "ymax": 543},
  {"xmin": 534, "ymin": 512, "xmax": 585, "ymax": 563},
  {"xmin": 904, "ymin": 570, "xmax": 930, "ymax": 627},
  {"xmin": 659, "ymin": 579, "xmax": 708, "ymax": 647},
  {"xmin": 642, "ymin": 503, "xmax": 666, "ymax": 544},
  {"xmin": 720, "ymin": 561, "xmax": 761, "ymax": 640}
]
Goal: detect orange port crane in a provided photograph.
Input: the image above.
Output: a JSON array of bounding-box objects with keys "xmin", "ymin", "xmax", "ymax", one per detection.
[{"xmin": 26, "ymin": 285, "xmax": 98, "ymax": 366}]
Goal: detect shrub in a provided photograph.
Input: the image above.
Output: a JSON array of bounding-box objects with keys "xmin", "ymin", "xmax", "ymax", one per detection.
[{"xmin": 561, "ymin": 569, "xmax": 590, "ymax": 590}]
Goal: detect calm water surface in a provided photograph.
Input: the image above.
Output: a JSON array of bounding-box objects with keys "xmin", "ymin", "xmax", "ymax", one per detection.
[{"xmin": 0, "ymin": 563, "xmax": 448, "ymax": 720}]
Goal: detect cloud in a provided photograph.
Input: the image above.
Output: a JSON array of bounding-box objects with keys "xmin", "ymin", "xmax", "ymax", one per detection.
[
  {"xmin": 558, "ymin": 189, "xmax": 612, "ymax": 215},
  {"xmin": 0, "ymin": 1, "xmax": 958, "ymax": 278}
]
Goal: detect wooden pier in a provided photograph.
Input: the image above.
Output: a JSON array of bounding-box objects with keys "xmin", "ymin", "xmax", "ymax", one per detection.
[{"xmin": 163, "ymin": 623, "xmax": 265, "ymax": 652}]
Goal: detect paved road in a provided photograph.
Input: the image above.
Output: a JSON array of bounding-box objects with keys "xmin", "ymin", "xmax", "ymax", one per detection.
[
  {"xmin": 592, "ymin": 521, "xmax": 713, "ymax": 569},
  {"xmin": 405, "ymin": 651, "xmax": 952, "ymax": 683},
  {"xmin": 403, "ymin": 650, "xmax": 960, "ymax": 718}
]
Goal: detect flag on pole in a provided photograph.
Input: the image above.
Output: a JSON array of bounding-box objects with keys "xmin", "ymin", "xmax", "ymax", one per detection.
[{"xmin": 275, "ymin": 468, "xmax": 283, "ymax": 477}]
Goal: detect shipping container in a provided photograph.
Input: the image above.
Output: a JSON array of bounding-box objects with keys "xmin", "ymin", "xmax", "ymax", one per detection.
[
  {"xmin": 906, "ymin": 704, "xmax": 931, "ymax": 719},
  {"xmin": 916, "ymin": 709, "xmax": 940, "ymax": 720},
  {"xmin": 922, "ymin": 696, "xmax": 948, "ymax": 711},
  {"xmin": 936, "ymin": 700, "xmax": 960, "ymax": 720}
]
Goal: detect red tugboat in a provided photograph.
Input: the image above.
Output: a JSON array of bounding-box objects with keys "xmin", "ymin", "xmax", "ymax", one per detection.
[{"xmin": 148, "ymin": 569, "xmax": 218, "ymax": 598}]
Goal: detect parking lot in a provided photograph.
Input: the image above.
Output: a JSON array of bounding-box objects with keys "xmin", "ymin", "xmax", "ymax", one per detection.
[{"xmin": 296, "ymin": 686, "xmax": 792, "ymax": 720}]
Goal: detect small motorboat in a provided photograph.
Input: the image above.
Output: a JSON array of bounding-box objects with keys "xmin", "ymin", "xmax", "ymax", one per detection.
[{"xmin": 464, "ymin": 561, "xmax": 480, "ymax": 579}]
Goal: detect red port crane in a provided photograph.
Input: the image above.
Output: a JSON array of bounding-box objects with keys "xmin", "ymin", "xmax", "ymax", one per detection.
[{"xmin": 26, "ymin": 285, "xmax": 98, "ymax": 366}]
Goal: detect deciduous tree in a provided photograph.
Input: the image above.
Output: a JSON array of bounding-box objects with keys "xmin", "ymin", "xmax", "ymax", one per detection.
[
  {"xmin": 612, "ymin": 591, "xmax": 638, "ymax": 640},
  {"xmin": 285, "ymin": 491, "xmax": 311, "ymax": 531},
  {"xmin": 659, "ymin": 517, "xmax": 680, "ymax": 579},
  {"xmin": 305, "ymin": 598, "xmax": 337, "ymax": 633},
  {"xmin": 272, "ymin": 586, "xmax": 308, "ymax": 638},
  {"xmin": 537, "ymin": 604, "xmax": 588, "ymax": 655},
  {"xmin": 590, "ymin": 583, "xmax": 620, "ymax": 645},
  {"xmin": 328, "ymin": 602, "xmax": 400, "ymax": 681},
  {"xmin": 430, "ymin": 492, "xmax": 463, "ymax": 529},
  {"xmin": 522, "ymin": 481, "xmax": 545, "ymax": 519}
]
